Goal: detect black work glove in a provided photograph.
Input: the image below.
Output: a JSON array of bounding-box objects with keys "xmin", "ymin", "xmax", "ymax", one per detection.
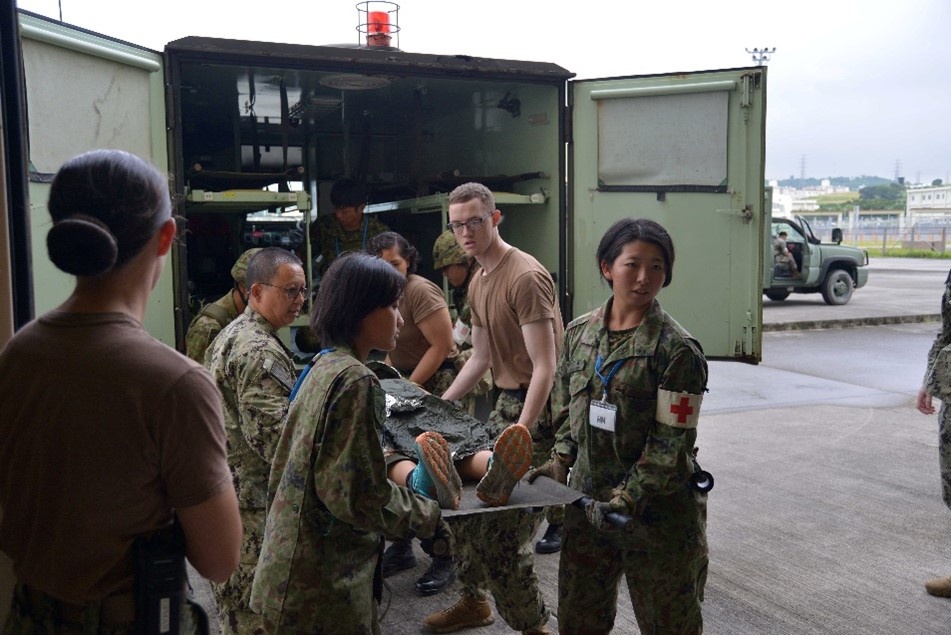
[{"xmin": 527, "ymin": 451, "xmax": 571, "ymax": 485}]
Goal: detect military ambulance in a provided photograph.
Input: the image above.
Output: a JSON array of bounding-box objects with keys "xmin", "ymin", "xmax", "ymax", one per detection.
[{"xmin": 2, "ymin": 2, "xmax": 768, "ymax": 364}]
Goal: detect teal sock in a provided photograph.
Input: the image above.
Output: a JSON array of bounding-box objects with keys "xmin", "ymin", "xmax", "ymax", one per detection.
[{"xmin": 409, "ymin": 449, "xmax": 436, "ymax": 500}]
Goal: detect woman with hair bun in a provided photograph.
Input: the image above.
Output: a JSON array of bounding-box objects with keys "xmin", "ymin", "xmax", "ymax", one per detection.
[{"xmin": 0, "ymin": 149, "xmax": 242, "ymax": 633}]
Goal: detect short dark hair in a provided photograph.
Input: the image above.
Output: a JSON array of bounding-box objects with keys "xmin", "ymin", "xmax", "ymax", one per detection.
[
  {"xmin": 330, "ymin": 178, "xmax": 368, "ymax": 208},
  {"xmin": 46, "ymin": 149, "xmax": 171, "ymax": 276},
  {"xmin": 448, "ymin": 182, "xmax": 494, "ymax": 212},
  {"xmin": 596, "ymin": 218, "xmax": 675, "ymax": 288},
  {"xmin": 366, "ymin": 231, "xmax": 419, "ymax": 275},
  {"xmin": 247, "ymin": 247, "xmax": 302, "ymax": 286},
  {"xmin": 311, "ymin": 252, "xmax": 405, "ymax": 347}
]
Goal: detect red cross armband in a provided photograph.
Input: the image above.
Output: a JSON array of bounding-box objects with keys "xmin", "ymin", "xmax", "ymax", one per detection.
[{"xmin": 655, "ymin": 388, "xmax": 703, "ymax": 429}]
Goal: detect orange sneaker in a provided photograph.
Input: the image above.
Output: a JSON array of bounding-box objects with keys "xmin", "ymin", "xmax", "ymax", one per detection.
[
  {"xmin": 413, "ymin": 431, "xmax": 463, "ymax": 510},
  {"xmin": 476, "ymin": 424, "xmax": 532, "ymax": 506}
]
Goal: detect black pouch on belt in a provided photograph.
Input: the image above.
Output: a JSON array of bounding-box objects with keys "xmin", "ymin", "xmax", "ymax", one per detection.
[{"xmin": 133, "ymin": 518, "xmax": 185, "ymax": 635}]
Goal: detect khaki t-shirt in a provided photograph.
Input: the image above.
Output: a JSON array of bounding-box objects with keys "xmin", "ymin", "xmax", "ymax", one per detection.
[
  {"xmin": 0, "ymin": 311, "xmax": 232, "ymax": 603},
  {"xmin": 389, "ymin": 274, "xmax": 452, "ymax": 373},
  {"xmin": 469, "ymin": 248, "xmax": 563, "ymax": 390}
]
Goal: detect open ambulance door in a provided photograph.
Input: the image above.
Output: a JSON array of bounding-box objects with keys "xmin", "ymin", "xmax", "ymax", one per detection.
[
  {"xmin": 16, "ymin": 11, "xmax": 172, "ymax": 344},
  {"xmin": 569, "ymin": 67, "xmax": 767, "ymax": 363}
]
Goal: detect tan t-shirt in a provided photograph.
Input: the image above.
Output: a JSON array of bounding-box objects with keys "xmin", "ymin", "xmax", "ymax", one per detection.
[
  {"xmin": 469, "ymin": 247, "xmax": 563, "ymax": 389},
  {"xmin": 0, "ymin": 311, "xmax": 232, "ymax": 603},
  {"xmin": 389, "ymin": 274, "xmax": 453, "ymax": 373}
]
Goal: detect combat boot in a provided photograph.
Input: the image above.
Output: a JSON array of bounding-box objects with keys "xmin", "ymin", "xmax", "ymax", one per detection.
[
  {"xmin": 534, "ymin": 523, "xmax": 563, "ymax": 554},
  {"xmin": 476, "ymin": 424, "xmax": 532, "ymax": 506},
  {"xmin": 423, "ymin": 595, "xmax": 494, "ymax": 633},
  {"xmin": 415, "ymin": 554, "xmax": 455, "ymax": 596},
  {"xmin": 382, "ymin": 538, "xmax": 416, "ymax": 577},
  {"xmin": 413, "ymin": 431, "xmax": 463, "ymax": 509},
  {"xmin": 925, "ymin": 576, "xmax": 951, "ymax": 597}
]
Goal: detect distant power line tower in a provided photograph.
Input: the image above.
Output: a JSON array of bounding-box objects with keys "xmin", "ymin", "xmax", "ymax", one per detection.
[
  {"xmin": 800, "ymin": 155, "xmax": 807, "ymax": 188},
  {"xmin": 745, "ymin": 47, "xmax": 776, "ymax": 66},
  {"xmin": 894, "ymin": 160, "xmax": 902, "ymax": 182}
]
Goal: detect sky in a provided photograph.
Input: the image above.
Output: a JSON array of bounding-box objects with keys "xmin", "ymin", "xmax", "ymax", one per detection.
[{"xmin": 15, "ymin": 0, "xmax": 951, "ymax": 184}]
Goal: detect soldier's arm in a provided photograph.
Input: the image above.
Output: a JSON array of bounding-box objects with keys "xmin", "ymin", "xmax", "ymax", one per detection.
[
  {"xmin": 409, "ymin": 306, "xmax": 454, "ymax": 385},
  {"xmin": 621, "ymin": 340, "xmax": 707, "ymax": 509},
  {"xmin": 178, "ymin": 489, "xmax": 242, "ymax": 583},
  {"xmin": 442, "ymin": 325, "xmax": 491, "ymax": 401},
  {"xmin": 236, "ymin": 349, "xmax": 292, "ymax": 463},
  {"xmin": 518, "ymin": 318, "xmax": 558, "ymax": 429}
]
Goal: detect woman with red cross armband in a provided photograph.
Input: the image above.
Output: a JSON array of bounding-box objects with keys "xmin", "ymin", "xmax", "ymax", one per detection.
[{"xmin": 528, "ymin": 217, "xmax": 709, "ymax": 635}]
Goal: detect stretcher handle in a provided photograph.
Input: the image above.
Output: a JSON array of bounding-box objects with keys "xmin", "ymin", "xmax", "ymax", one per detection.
[{"xmin": 573, "ymin": 496, "xmax": 635, "ymax": 532}]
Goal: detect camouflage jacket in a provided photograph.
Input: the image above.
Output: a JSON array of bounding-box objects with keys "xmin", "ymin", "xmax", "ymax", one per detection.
[
  {"xmin": 311, "ymin": 214, "xmax": 389, "ymax": 277},
  {"xmin": 551, "ymin": 297, "xmax": 708, "ymax": 548},
  {"xmin": 184, "ymin": 290, "xmax": 239, "ymax": 363},
  {"xmin": 207, "ymin": 307, "xmax": 296, "ymax": 511},
  {"xmin": 250, "ymin": 346, "xmax": 440, "ymax": 628},
  {"xmin": 924, "ymin": 269, "xmax": 951, "ymax": 398}
]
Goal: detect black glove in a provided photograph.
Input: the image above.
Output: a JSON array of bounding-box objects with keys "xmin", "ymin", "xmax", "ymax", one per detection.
[{"xmin": 527, "ymin": 451, "xmax": 571, "ymax": 485}]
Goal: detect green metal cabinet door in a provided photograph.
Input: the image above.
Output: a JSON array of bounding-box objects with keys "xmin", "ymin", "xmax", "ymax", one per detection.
[{"xmin": 569, "ymin": 67, "xmax": 767, "ymax": 363}]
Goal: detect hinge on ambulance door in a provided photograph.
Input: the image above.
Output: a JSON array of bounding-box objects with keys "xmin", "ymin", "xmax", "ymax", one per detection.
[{"xmin": 740, "ymin": 74, "xmax": 754, "ymax": 109}]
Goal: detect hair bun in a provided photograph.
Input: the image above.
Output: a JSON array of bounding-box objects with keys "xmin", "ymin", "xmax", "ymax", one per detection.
[{"xmin": 46, "ymin": 215, "xmax": 119, "ymax": 276}]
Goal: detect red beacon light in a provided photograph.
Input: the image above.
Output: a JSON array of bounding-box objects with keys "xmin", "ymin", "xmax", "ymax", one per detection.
[{"xmin": 357, "ymin": 2, "xmax": 400, "ymax": 49}]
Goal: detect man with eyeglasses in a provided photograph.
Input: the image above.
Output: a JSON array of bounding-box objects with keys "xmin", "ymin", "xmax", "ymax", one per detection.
[
  {"xmin": 206, "ymin": 246, "xmax": 304, "ymax": 634},
  {"xmin": 423, "ymin": 183, "xmax": 562, "ymax": 635}
]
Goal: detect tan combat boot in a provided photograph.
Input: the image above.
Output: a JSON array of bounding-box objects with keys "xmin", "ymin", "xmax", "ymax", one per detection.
[
  {"xmin": 925, "ymin": 576, "xmax": 951, "ymax": 597},
  {"xmin": 422, "ymin": 595, "xmax": 495, "ymax": 633}
]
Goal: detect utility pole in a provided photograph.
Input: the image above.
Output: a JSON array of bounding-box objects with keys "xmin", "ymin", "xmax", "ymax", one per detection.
[{"xmin": 746, "ymin": 47, "xmax": 776, "ymax": 66}]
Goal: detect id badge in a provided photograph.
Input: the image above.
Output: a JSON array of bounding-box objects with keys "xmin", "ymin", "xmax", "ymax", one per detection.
[
  {"xmin": 589, "ymin": 400, "xmax": 617, "ymax": 432},
  {"xmin": 452, "ymin": 318, "xmax": 472, "ymax": 346}
]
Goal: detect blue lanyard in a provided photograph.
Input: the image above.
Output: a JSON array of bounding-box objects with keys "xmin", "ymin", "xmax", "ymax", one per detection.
[
  {"xmin": 334, "ymin": 217, "xmax": 369, "ymax": 257},
  {"xmin": 594, "ymin": 354, "xmax": 625, "ymax": 401},
  {"xmin": 289, "ymin": 348, "xmax": 336, "ymax": 402}
]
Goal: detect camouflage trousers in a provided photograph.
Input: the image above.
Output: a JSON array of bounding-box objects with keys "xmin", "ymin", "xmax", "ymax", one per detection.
[
  {"xmin": 451, "ymin": 509, "xmax": 549, "ymax": 631},
  {"xmin": 558, "ymin": 505, "xmax": 707, "ymax": 634},
  {"xmin": 212, "ymin": 507, "xmax": 265, "ymax": 635},
  {"xmin": 940, "ymin": 403, "xmax": 951, "ymax": 509},
  {"xmin": 3, "ymin": 582, "xmax": 207, "ymax": 635},
  {"xmin": 445, "ymin": 389, "xmax": 555, "ymax": 631}
]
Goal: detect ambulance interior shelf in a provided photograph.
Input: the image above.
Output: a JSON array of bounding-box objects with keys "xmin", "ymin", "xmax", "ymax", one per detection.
[{"xmin": 365, "ymin": 190, "xmax": 547, "ymax": 217}]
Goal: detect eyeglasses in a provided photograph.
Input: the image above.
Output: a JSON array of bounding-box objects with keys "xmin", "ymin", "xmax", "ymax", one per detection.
[
  {"xmin": 446, "ymin": 212, "xmax": 491, "ymax": 235},
  {"xmin": 260, "ymin": 283, "xmax": 307, "ymax": 301}
]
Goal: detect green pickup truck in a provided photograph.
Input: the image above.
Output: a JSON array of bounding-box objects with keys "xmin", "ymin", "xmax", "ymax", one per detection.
[{"xmin": 765, "ymin": 216, "xmax": 869, "ymax": 305}]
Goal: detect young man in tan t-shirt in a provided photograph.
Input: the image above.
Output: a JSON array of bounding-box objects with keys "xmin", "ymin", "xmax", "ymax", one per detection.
[{"xmin": 424, "ymin": 183, "xmax": 560, "ymax": 634}]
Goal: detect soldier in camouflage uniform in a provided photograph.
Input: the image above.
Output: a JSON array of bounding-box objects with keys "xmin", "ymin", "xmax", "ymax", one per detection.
[
  {"xmin": 249, "ymin": 253, "xmax": 452, "ymax": 634},
  {"xmin": 206, "ymin": 247, "xmax": 305, "ymax": 634},
  {"xmin": 433, "ymin": 230, "xmax": 494, "ymax": 403},
  {"xmin": 917, "ymin": 267, "xmax": 951, "ymax": 598},
  {"xmin": 427, "ymin": 183, "xmax": 558, "ymax": 634},
  {"xmin": 309, "ymin": 178, "xmax": 389, "ymax": 279},
  {"xmin": 185, "ymin": 248, "xmax": 261, "ymax": 363},
  {"xmin": 530, "ymin": 218, "xmax": 708, "ymax": 634}
]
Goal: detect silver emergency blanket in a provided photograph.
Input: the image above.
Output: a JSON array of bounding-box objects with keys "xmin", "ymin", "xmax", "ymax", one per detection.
[{"xmin": 380, "ymin": 378, "xmax": 493, "ymax": 461}]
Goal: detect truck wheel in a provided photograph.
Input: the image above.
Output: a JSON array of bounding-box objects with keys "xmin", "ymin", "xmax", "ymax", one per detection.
[
  {"xmin": 821, "ymin": 269, "xmax": 854, "ymax": 305},
  {"xmin": 764, "ymin": 289, "xmax": 790, "ymax": 301}
]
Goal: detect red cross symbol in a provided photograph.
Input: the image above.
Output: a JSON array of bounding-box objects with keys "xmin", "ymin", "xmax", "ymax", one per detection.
[{"xmin": 669, "ymin": 396, "xmax": 694, "ymax": 424}]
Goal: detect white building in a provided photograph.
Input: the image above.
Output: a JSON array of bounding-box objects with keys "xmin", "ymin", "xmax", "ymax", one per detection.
[{"xmin": 906, "ymin": 184, "xmax": 951, "ymax": 224}]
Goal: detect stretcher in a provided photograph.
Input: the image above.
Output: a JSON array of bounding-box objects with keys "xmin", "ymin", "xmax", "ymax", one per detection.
[{"xmin": 443, "ymin": 476, "xmax": 635, "ymax": 531}]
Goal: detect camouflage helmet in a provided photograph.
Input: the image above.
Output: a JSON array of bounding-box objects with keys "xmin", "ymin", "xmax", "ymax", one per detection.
[
  {"xmin": 432, "ymin": 231, "xmax": 469, "ymax": 269},
  {"xmin": 231, "ymin": 248, "xmax": 262, "ymax": 286}
]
